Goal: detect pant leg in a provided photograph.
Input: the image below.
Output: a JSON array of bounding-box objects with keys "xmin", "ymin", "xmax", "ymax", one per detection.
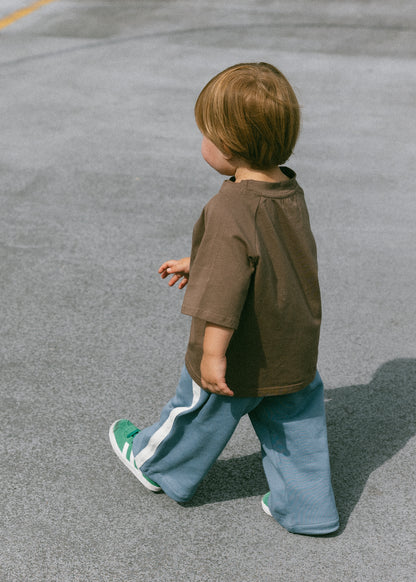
[
  {"xmin": 132, "ymin": 365, "xmax": 262, "ymax": 502},
  {"xmin": 249, "ymin": 372, "xmax": 339, "ymax": 534}
]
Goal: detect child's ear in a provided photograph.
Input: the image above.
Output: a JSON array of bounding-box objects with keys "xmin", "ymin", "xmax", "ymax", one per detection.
[{"xmin": 221, "ymin": 145, "xmax": 234, "ymax": 160}]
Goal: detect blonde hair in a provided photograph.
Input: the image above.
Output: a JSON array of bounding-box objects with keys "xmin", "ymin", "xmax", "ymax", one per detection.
[{"xmin": 195, "ymin": 62, "xmax": 300, "ymax": 170}]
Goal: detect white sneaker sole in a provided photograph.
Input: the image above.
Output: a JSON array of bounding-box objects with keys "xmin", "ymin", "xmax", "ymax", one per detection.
[
  {"xmin": 261, "ymin": 496, "xmax": 272, "ymax": 517},
  {"xmin": 109, "ymin": 420, "xmax": 161, "ymax": 492}
]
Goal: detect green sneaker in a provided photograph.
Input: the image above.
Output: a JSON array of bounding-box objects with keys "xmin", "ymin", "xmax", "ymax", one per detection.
[
  {"xmin": 261, "ymin": 492, "xmax": 272, "ymax": 516},
  {"xmin": 109, "ymin": 419, "xmax": 161, "ymax": 492}
]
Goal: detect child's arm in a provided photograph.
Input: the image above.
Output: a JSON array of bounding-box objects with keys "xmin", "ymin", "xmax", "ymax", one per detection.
[
  {"xmin": 158, "ymin": 257, "xmax": 190, "ymax": 289},
  {"xmin": 201, "ymin": 323, "xmax": 234, "ymax": 396}
]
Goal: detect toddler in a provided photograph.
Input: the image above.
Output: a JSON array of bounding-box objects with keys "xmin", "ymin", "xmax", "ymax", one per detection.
[{"xmin": 109, "ymin": 62, "xmax": 339, "ymax": 535}]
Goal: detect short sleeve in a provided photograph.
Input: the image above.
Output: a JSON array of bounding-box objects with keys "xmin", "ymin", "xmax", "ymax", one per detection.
[{"xmin": 181, "ymin": 195, "xmax": 257, "ymax": 329}]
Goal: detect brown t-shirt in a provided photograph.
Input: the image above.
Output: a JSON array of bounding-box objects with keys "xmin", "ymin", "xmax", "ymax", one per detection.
[{"xmin": 181, "ymin": 167, "xmax": 321, "ymax": 397}]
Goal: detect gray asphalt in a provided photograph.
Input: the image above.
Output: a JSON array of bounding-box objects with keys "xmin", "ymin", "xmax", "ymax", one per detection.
[{"xmin": 1, "ymin": 1, "xmax": 415, "ymax": 581}]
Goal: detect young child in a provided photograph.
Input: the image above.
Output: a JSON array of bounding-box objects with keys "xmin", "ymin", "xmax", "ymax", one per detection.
[{"xmin": 109, "ymin": 62, "xmax": 339, "ymax": 535}]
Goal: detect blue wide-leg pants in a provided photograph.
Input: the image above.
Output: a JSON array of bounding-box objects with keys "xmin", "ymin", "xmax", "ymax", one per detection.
[{"xmin": 132, "ymin": 365, "xmax": 339, "ymax": 534}]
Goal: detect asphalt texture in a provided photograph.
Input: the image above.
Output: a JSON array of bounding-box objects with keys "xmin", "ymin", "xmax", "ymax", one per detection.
[{"xmin": 1, "ymin": 1, "xmax": 416, "ymax": 581}]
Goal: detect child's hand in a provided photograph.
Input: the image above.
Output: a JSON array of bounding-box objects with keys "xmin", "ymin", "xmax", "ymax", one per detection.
[
  {"xmin": 200, "ymin": 354, "xmax": 234, "ymax": 397},
  {"xmin": 158, "ymin": 257, "xmax": 190, "ymax": 289}
]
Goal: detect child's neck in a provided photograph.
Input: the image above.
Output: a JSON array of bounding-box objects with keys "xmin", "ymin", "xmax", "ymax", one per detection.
[{"xmin": 234, "ymin": 165, "xmax": 290, "ymax": 184}]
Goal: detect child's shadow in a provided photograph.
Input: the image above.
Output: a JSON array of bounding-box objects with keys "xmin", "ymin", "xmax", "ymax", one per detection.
[{"xmin": 187, "ymin": 358, "xmax": 416, "ymax": 532}]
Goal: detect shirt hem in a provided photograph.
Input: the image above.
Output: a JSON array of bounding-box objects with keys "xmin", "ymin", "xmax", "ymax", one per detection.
[{"xmin": 185, "ymin": 357, "xmax": 316, "ymax": 398}]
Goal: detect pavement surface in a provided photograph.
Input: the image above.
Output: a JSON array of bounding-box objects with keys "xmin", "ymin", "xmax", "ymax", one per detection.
[{"xmin": 1, "ymin": 1, "xmax": 416, "ymax": 581}]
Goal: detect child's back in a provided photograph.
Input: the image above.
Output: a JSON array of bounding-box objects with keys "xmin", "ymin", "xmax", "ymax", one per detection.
[{"xmin": 182, "ymin": 168, "xmax": 321, "ymax": 397}]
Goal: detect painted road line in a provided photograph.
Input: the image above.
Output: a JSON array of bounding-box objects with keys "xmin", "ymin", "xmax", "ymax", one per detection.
[{"xmin": 0, "ymin": 0, "xmax": 59, "ymax": 30}]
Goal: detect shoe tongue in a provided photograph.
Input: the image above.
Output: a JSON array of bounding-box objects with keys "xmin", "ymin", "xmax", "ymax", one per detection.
[{"xmin": 126, "ymin": 429, "xmax": 139, "ymax": 439}]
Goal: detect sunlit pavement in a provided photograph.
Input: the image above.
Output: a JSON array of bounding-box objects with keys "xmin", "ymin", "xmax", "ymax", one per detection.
[{"xmin": 1, "ymin": 1, "xmax": 415, "ymax": 580}]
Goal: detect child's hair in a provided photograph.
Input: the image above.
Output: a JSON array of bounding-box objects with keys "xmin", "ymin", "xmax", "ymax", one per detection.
[{"xmin": 195, "ymin": 62, "xmax": 300, "ymax": 170}]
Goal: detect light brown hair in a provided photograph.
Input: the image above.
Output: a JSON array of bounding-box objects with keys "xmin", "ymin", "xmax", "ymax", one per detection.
[{"xmin": 195, "ymin": 62, "xmax": 300, "ymax": 170}]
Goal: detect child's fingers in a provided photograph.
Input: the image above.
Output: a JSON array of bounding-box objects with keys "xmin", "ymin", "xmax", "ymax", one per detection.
[
  {"xmin": 217, "ymin": 382, "xmax": 234, "ymax": 397},
  {"xmin": 159, "ymin": 262, "xmax": 178, "ymax": 280},
  {"xmin": 215, "ymin": 376, "xmax": 233, "ymax": 395},
  {"xmin": 159, "ymin": 260, "xmax": 189, "ymax": 288},
  {"xmin": 203, "ymin": 379, "xmax": 234, "ymax": 397},
  {"xmin": 159, "ymin": 258, "xmax": 190, "ymax": 279},
  {"xmin": 212, "ymin": 386, "xmax": 234, "ymax": 397},
  {"xmin": 158, "ymin": 259, "xmax": 177, "ymax": 273},
  {"xmin": 168, "ymin": 273, "xmax": 186, "ymax": 287}
]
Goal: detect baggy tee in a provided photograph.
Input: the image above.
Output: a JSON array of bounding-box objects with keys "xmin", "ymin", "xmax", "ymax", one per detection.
[{"xmin": 181, "ymin": 167, "xmax": 322, "ymax": 397}]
